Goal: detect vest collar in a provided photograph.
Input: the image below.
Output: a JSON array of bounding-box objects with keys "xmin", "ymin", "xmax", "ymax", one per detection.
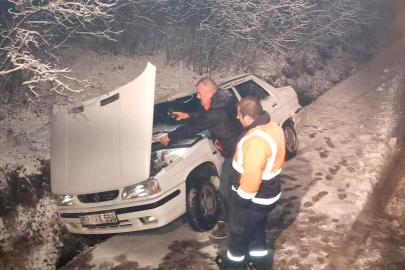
[{"xmin": 239, "ymin": 111, "xmax": 271, "ymax": 140}]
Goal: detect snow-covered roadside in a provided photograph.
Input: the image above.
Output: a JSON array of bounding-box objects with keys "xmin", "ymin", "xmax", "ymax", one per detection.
[
  {"xmin": 57, "ymin": 49, "xmax": 201, "ymax": 103},
  {"xmin": 0, "ymin": 51, "xmax": 203, "ymax": 269},
  {"xmin": 0, "ymin": 162, "xmax": 62, "ymax": 270},
  {"xmin": 0, "ymin": 41, "xmax": 384, "ymax": 269},
  {"xmin": 59, "ymin": 39, "xmax": 405, "ymax": 270},
  {"xmin": 270, "ymin": 37, "xmax": 405, "ymax": 269},
  {"xmin": 0, "ymin": 106, "xmax": 57, "ymax": 269}
]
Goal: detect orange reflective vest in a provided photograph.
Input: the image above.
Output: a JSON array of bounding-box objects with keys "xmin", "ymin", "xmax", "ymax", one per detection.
[{"xmin": 231, "ymin": 118, "xmax": 285, "ymax": 211}]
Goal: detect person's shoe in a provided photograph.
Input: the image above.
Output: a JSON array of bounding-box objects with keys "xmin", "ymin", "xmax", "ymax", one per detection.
[
  {"xmin": 215, "ymin": 254, "xmax": 247, "ymax": 270},
  {"xmin": 210, "ymin": 221, "xmax": 228, "ymax": 240},
  {"xmin": 245, "ymin": 259, "xmax": 268, "ymax": 270}
]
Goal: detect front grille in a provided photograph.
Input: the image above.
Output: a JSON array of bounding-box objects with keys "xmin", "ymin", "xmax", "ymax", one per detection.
[{"xmin": 78, "ymin": 190, "xmax": 119, "ymax": 203}]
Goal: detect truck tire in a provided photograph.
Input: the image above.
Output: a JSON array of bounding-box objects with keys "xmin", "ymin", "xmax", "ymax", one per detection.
[
  {"xmin": 283, "ymin": 122, "xmax": 298, "ymax": 160},
  {"xmin": 186, "ymin": 177, "xmax": 220, "ymax": 232}
]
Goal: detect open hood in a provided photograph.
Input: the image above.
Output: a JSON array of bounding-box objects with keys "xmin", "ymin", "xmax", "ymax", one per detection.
[{"xmin": 51, "ymin": 63, "xmax": 156, "ymax": 195}]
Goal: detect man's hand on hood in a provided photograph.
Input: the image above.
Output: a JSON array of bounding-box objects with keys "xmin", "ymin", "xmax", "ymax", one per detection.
[{"xmin": 158, "ymin": 134, "xmax": 171, "ymax": 146}]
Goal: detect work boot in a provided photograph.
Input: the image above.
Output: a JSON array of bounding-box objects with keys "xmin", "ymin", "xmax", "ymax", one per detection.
[
  {"xmin": 245, "ymin": 261, "xmax": 268, "ymax": 270},
  {"xmin": 215, "ymin": 254, "xmax": 247, "ymax": 270},
  {"xmin": 246, "ymin": 256, "xmax": 269, "ymax": 270},
  {"xmin": 210, "ymin": 221, "xmax": 228, "ymax": 240}
]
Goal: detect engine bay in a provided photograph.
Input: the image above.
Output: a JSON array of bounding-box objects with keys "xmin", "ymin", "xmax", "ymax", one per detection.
[{"xmin": 150, "ymin": 134, "xmax": 203, "ymax": 176}]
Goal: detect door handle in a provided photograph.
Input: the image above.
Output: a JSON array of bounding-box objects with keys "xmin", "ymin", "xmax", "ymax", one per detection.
[{"xmin": 272, "ymin": 103, "xmax": 278, "ymax": 108}]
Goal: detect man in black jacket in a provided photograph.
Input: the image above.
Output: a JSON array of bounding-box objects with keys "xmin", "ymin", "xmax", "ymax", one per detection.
[{"xmin": 158, "ymin": 77, "xmax": 241, "ymax": 239}]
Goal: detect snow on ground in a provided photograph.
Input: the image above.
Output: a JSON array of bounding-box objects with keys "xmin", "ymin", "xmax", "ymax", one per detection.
[
  {"xmin": 60, "ymin": 37, "xmax": 405, "ymax": 270},
  {"xmin": 57, "ymin": 48, "xmax": 203, "ymax": 103},
  {"xmin": 0, "ymin": 108, "xmax": 49, "ymax": 174},
  {"xmin": 0, "ymin": 196, "xmax": 63, "ymax": 270},
  {"xmin": 0, "ymin": 39, "xmax": 397, "ymax": 269},
  {"xmin": 271, "ymin": 38, "xmax": 405, "ymax": 269},
  {"xmin": 0, "ymin": 48, "xmax": 205, "ymax": 170},
  {"xmin": 0, "ymin": 50, "xmax": 203, "ymax": 269},
  {"xmin": 89, "ymin": 223, "xmax": 216, "ymax": 269},
  {"xmin": 61, "ymin": 220, "xmax": 218, "ymax": 270}
]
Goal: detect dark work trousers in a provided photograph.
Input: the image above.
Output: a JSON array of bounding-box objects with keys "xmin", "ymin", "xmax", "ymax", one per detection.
[
  {"xmin": 228, "ymin": 203, "xmax": 277, "ymax": 261},
  {"xmin": 218, "ymin": 158, "xmax": 232, "ymax": 222}
]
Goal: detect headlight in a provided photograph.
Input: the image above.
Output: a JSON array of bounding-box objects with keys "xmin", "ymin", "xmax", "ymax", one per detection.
[
  {"xmin": 122, "ymin": 179, "xmax": 161, "ymax": 200},
  {"xmin": 57, "ymin": 195, "xmax": 75, "ymax": 206}
]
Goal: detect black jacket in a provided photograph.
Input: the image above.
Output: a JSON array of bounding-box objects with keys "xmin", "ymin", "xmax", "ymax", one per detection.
[{"xmin": 168, "ymin": 88, "xmax": 242, "ymax": 158}]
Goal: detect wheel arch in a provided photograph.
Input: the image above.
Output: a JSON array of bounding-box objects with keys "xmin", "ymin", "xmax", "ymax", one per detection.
[
  {"xmin": 186, "ymin": 161, "xmax": 219, "ymax": 186},
  {"xmin": 281, "ymin": 116, "xmax": 295, "ymax": 128},
  {"xmin": 282, "ymin": 117, "xmax": 298, "ymax": 160},
  {"xmin": 184, "ymin": 161, "xmax": 221, "ymax": 232}
]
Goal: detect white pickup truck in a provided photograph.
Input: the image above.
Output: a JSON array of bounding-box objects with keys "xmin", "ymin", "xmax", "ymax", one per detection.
[{"xmin": 51, "ymin": 63, "xmax": 301, "ymax": 234}]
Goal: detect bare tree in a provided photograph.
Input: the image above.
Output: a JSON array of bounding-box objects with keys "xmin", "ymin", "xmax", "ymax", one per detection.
[
  {"xmin": 111, "ymin": 0, "xmax": 371, "ymax": 74},
  {"xmin": 0, "ymin": 0, "xmax": 383, "ymax": 104},
  {"xmin": 0, "ymin": 0, "xmax": 119, "ymax": 104}
]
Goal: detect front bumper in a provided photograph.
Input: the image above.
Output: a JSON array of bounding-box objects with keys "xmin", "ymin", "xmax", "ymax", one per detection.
[{"xmin": 58, "ymin": 184, "xmax": 186, "ymax": 234}]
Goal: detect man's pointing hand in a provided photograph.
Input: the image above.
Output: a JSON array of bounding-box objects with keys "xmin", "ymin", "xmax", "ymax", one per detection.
[{"xmin": 172, "ymin": 112, "xmax": 189, "ymax": 121}]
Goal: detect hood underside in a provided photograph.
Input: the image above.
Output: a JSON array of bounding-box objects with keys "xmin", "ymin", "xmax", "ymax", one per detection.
[{"xmin": 51, "ymin": 63, "xmax": 156, "ymax": 195}]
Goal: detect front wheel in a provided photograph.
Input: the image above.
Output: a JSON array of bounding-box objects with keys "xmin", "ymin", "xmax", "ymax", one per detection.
[
  {"xmin": 283, "ymin": 122, "xmax": 298, "ymax": 160},
  {"xmin": 186, "ymin": 177, "xmax": 220, "ymax": 232}
]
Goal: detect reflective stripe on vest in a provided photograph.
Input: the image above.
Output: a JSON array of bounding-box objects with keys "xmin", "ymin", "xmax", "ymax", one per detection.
[
  {"xmin": 252, "ymin": 192, "xmax": 281, "ymax": 205},
  {"xmin": 232, "ymin": 185, "xmax": 257, "ymax": 199},
  {"xmin": 233, "ymin": 130, "xmax": 279, "ymax": 180},
  {"xmin": 232, "ymin": 163, "xmax": 282, "ymax": 180},
  {"xmin": 232, "ymin": 185, "xmax": 281, "ymax": 205}
]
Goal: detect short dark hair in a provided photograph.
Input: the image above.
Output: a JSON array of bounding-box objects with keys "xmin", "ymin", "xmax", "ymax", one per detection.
[
  {"xmin": 196, "ymin": 77, "xmax": 218, "ymax": 93},
  {"xmin": 237, "ymin": 96, "xmax": 263, "ymax": 120}
]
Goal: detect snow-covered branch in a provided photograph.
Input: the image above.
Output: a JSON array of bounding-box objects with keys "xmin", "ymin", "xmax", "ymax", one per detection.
[
  {"xmin": 0, "ymin": 0, "xmax": 117, "ymax": 103},
  {"xmin": 0, "ymin": 0, "xmax": 380, "ymax": 103}
]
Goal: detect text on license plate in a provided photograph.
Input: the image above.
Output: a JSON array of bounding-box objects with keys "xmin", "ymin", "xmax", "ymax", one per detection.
[{"xmin": 80, "ymin": 212, "xmax": 118, "ymax": 226}]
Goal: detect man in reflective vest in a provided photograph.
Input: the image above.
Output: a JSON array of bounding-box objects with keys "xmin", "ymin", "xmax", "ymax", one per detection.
[{"xmin": 217, "ymin": 96, "xmax": 285, "ymax": 270}]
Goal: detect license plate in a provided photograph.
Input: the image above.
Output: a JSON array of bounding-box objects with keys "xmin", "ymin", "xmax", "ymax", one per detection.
[{"xmin": 80, "ymin": 212, "xmax": 118, "ymax": 226}]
